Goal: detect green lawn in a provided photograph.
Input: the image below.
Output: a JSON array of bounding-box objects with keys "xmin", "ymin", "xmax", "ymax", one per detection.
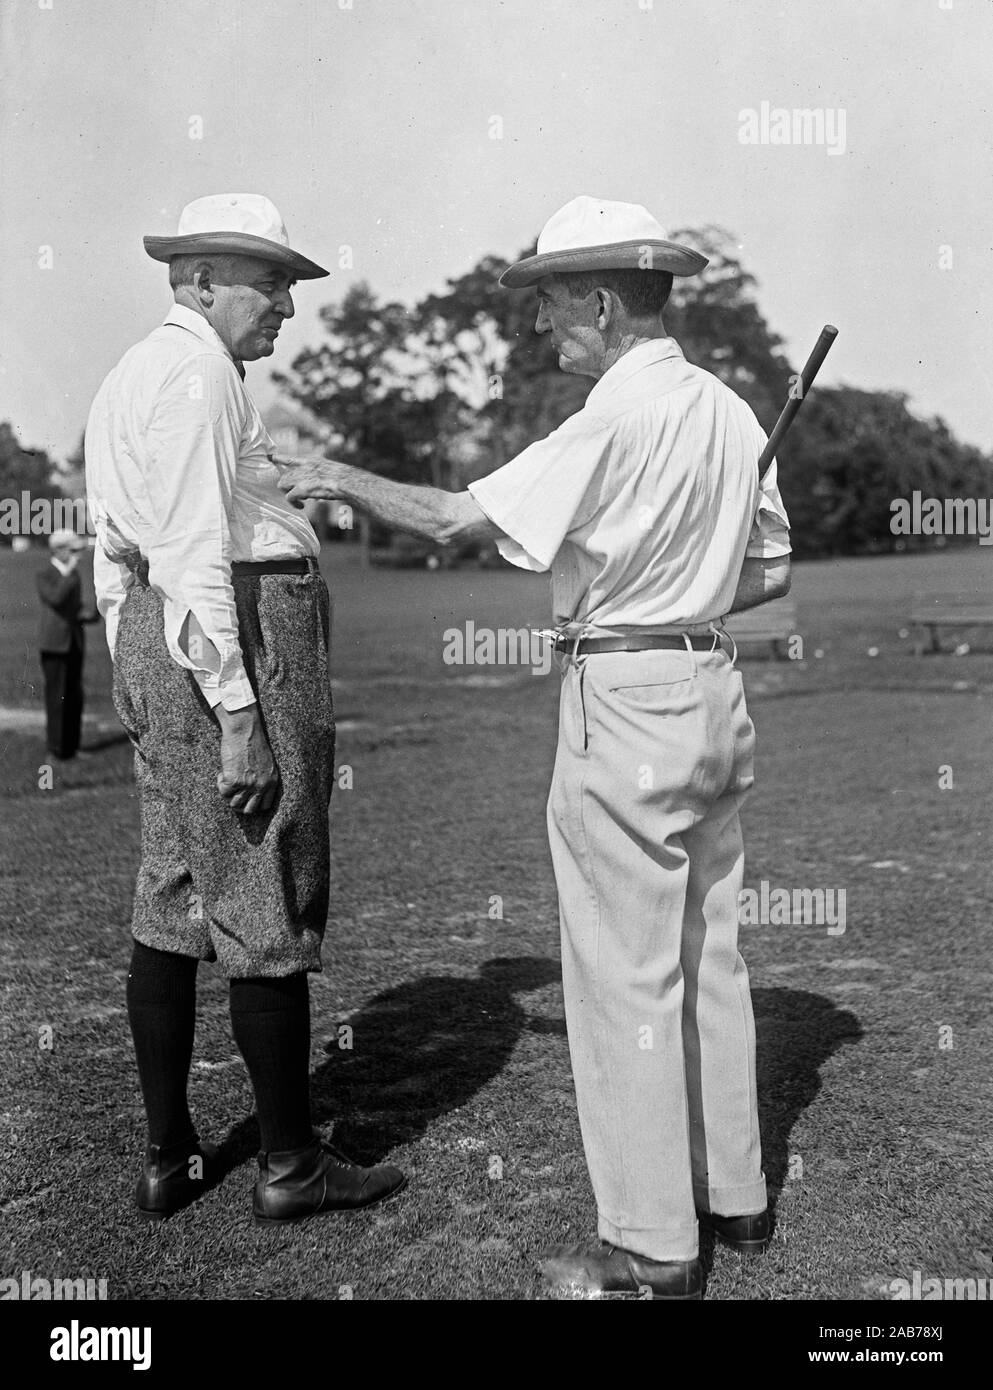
[{"xmin": 1, "ymin": 544, "xmax": 991, "ymax": 1300}]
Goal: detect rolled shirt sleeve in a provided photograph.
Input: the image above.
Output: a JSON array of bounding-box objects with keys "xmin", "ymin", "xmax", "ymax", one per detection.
[
  {"xmin": 138, "ymin": 352, "xmax": 256, "ymax": 711},
  {"xmin": 467, "ymin": 410, "xmax": 614, "ymax": 572},
  {"xmin": 745, "ymin": 456, "xmax": 791, "ymax": 559}
]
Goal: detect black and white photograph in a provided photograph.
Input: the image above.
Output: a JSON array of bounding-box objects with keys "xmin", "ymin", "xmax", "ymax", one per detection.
[{"xmin": 1, "ymin": 0, "xmax": 990, "ymax": 1352}]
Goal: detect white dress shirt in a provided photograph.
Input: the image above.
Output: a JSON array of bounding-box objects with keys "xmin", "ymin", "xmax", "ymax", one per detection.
[
  {"xmin": 467, "ymin": 338, "xmax": 791, "ymax": 636},
  {"xmin": 85, "ymin": 304, "xmax": 319, "ymax": 710}
]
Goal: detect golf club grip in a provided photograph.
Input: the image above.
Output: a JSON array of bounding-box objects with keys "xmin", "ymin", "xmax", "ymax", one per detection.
[{"xmin": 758, "ymin": 324, "xmax": 838, "ymax": 479}]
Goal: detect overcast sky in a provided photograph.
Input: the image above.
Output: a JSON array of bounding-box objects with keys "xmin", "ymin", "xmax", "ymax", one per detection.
[{"xmin": 1, "ymin": 0, "xmax": 990, "ymax": 462}]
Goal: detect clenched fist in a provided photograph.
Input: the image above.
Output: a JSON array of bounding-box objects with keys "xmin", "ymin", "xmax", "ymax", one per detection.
[{"xmin": 215, "ymin": 703, "xmax": 279, "ymax": 815}]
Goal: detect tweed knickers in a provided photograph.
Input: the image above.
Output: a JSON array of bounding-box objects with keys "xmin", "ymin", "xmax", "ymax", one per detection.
[{"xmin": 112, "ymin": 568, "xmax": 335, "ymax": 977}]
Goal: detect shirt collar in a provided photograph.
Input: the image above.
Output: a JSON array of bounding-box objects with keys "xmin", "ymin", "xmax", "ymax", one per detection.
[
  {"xmin": 163, "ymin": 303, "xmax": 244, "ymax": 376},
  {"xmin": 585, "ymin": 336, "xmax": 685, "ymax": 407}
]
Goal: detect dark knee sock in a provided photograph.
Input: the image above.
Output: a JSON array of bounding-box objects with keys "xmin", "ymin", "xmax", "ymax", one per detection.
[
  {"xmin": 229, "ymin": 974, "xmax": 313, "ymax": 1154},
  {"xmin": 126, "ymin": 941, "xmax": 199, "ymax": 1149}
]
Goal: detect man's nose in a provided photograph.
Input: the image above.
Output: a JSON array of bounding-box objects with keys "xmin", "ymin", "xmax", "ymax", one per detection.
[
  {"xmin": 274, "ymin": 289, "xmax": 295, "ymax": 320},
  {"xmin": 535, "ymin": 304, "xmax": 550, "ymax": 334}
]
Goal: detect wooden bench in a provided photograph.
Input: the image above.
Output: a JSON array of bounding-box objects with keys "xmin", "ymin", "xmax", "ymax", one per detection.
[
  {"xmin": 910, "ymin": 592, "xmax": 993, "ymax": 655},
  {"xmin": 724, "ymin": 594, "xmax": 798, "ymax": 660}
]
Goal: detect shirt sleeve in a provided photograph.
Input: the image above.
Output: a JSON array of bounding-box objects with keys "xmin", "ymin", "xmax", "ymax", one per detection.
[
  {"xmin": 137, "ymin": 351, "xmax": 255, "ymax": 711},
  {"xmin": 745, "ymin": 456, "xmax": 791, "ymax": 559},
  {"xmin": 93, "ymin": 547, "xmax": 129, "ymax": 657},
  {"xmin": 467, "ymin": 409, "xmax": 614, "ymax": 572}
]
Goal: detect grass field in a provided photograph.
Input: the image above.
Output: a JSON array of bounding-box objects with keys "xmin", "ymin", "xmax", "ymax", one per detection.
[{"xmin": 1, "ymin": 544, "xmax": 992, "ymax": 1302}]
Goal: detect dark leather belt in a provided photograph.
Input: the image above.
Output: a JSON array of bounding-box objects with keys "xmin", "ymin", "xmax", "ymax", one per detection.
[
  {"xmin": 552, "ymin": 632, "xmax": 724, "ymax": 656},
  {"xmin": 121, "ymin": 553, "xmax": 316, "ymax": 585},
  {"xmin": 231, "ymin": 558, "xmax": 315, "ymax": 577}
]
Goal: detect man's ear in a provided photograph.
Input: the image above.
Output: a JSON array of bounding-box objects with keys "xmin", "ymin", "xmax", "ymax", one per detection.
[
  {"xmin": 594, "ymin": 288, "xmax": 615, "ymax": 330},
  {"xmin": 192, "ymin": 263, "xmax": 215, "ymax": 307}
]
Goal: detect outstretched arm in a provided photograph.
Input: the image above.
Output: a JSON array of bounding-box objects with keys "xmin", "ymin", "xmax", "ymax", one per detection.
[{"xmin": 274, "ymin": 456, "xmax": 503, "ymax": 548}]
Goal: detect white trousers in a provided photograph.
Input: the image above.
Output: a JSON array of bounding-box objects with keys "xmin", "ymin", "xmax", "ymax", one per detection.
[{"xmin": 546, "ymin": 644, "xmax": 767, "ymax": 1262}]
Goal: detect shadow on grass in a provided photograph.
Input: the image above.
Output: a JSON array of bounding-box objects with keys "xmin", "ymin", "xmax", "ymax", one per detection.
[
  {"xmin": 754, "ymin": 985, "xmax": 863, "ymax": 1202},
  {"xmin": 217, "ymin": 955, "xmax": 562, "ymax": 1170},
  {"xmin": 314, "ymin": 955, "xmax": 563, "ymax": 1160},
  {"xmin": 214, "ymin": 973, "xmax": 861, "ymax": 1224}
]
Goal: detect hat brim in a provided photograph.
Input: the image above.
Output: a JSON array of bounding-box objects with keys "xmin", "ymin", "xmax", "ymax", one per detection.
[
  {"xmin": 499, "ymin": 239, "xmax": 708, "ymax": 288},
  {"xmin": 143, "ymin": 231, "xmax": 329, "ymax": 280}
]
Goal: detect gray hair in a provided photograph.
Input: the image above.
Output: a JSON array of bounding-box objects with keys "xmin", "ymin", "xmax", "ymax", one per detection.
[
  {"xmin": 556, "ymin": 268, "xmax": 674, "ymax": 319},
  {"xmin": 168, "ymin": 252, "xmax": 255, "ymax": 291}
]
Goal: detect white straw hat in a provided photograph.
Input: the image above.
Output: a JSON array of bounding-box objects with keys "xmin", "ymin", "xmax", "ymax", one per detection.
[
  {"xmin": 144, "ymin": 193, "xmax": 328, "ymax": 279},
  {"xmin": 500, "ymin": 196, "xmax": 707, "ymax": 288}
]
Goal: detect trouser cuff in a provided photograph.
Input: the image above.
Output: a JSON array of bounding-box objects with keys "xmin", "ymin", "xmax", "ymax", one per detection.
[
  {"xmin": 693, "ymin": 1174, "xmax": 767, "ymax": 1217},
  {"xmin": 598, "ymin": 1213, "xmax": 699, "ymax": 1264}
]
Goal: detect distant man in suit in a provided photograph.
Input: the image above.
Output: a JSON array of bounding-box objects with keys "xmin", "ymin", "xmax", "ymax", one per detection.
[{"xmin": 37, "ymin": 528, "xmax": 99, "ymax": 760}]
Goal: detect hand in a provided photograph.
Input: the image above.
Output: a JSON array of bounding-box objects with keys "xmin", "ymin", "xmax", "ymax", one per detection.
[
  {"xmin": 215, "ymin": 703, "xmax": 279, "ymax": 815},
  {"xmin": 271, "ymin": 454, "xmax": 348, "ymax": 508}
]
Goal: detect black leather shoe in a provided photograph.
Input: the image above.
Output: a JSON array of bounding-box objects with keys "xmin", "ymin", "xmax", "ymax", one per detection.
[
  {"xmin": 700, "ymin": 1208, "xmax": 770, "ymax": 1253},
  {"xmin": 541, "ymin": 1243, "xmax": 703, "ymax": 1300},
  {"xmin": 135, "ymin": 1138, "xmax": 221, "ymax": 1221},
  {"xmin": 253, "ymin": 1137, "xmax": 406, "ymax": 1226}
]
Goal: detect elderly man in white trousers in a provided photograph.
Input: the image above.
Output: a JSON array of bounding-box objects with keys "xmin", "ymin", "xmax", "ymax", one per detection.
[{"xmin": 275, "ymin": 197, "xmax": 791, "ymax": 1299}]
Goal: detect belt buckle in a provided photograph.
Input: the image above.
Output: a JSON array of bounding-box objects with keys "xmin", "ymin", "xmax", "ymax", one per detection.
[{"xmin": 548, "ymin": 626, "xmax": 585, "ymax": 668}]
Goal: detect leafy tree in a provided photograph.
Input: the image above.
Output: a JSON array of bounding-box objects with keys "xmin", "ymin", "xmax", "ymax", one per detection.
[
  {"xmin": 421, "ymin": 242, "xmax": 591, "ymax": 464},
  {"xmin": 414, "ymin": 258, "xmax": 517, "ymax": 478},
  {"xmin": 0, "ymin": 422, "xmax": 62, "ymax": 543},
  {"xmin": 779, "ymin": 387, "xmax": 993, "ymax": 556},
  {"xmin": 0, "ymin": 420, "xmax": 59, "ymax": 498},
  {"xmin": 273, "ymin": 282, "xmax": 474, "ymax": 491}
]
